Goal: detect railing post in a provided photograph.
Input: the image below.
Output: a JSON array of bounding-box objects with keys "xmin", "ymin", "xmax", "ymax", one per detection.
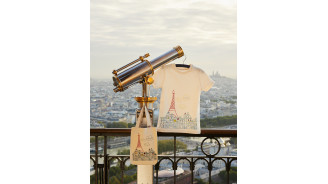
[
  {"xmin": 95, "ymin": 136, "xmax": 98, "ymax": 184},
  {"xmin": 120, "ymin": 158, "xmax": 124, "ymax": 184},
  {"xmin": 191, "ymin": 158, "xmax": 194, "ymax": 182},
  {"xmin": 104, "ymin": 136, "xmax": 108, "ymax": 184},
  {"xmin": 97, "ymin": 164, "xmax": 104, "ymax": 184},
  {"xmin": 173, "ymin": 136, "xmax": 176, "ymax": 184},
  {"xmin": 226, "ymin": 158, "xmax": 231, "ymax": 184},
  {"xmin": 208, "ymin": 157, "xmax": 212, "ymax": 184},
  {"xmin": 155, "ymin": 163, "xmax": 159, "ymax": 184}
]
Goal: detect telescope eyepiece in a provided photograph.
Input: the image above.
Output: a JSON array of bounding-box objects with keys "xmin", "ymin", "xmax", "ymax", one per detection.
[{"xmin": 174, "ymin": 45, "xmax": 184, "ymax": 58}]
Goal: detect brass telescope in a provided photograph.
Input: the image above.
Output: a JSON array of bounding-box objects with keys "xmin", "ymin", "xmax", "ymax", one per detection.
[{"xmin": 112, "ymin": 46, "xmax": 184, "ymax": 92}]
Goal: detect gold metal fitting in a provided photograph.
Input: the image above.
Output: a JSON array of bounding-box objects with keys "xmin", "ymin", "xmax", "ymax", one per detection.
[
  {"xmin": 144, "ymin": 59, "xmax": 154, "ymax": 75},
  {"xmin": 113, "ymin": 75, "xmax": 123, "ymax": 91},
  {"xmin": 173, "ymin": 45, "xmax": 184, "ymax": 58},
  {"xmin": 134, "ymin": 96, "xmax": 157, "ymax": 103},
  {"xmin": 140, "ymin": 53, "xmax": 150, "ymax": 62},
  {"xmin": 139, "ymin": 56, "xmax": 144, "ymax": 61},
  {"xmin": 112, "ymin": 70, "xmax": 118, "ymax": 75},
  {"xmin": 145, "ymin": 76, "xmax": 154, "ymax": 85}
]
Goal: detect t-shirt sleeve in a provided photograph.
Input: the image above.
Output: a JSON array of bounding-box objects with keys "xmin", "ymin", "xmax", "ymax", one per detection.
[
  {"xmin": 199, "ymin": 69, "xmax": 214, "ymax": 91},
  {"xmin": 152, "ymin": 66, "xmax": 165, "ymax": 88}
]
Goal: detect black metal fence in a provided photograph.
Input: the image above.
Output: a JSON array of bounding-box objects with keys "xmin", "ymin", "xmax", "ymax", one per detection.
[{"xmin": 90, "ymin": 128, "xmax": 237, "ymax": 184}]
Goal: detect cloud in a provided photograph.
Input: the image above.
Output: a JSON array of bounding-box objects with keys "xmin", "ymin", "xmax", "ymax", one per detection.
[{"xmin": 91, "ymin": 0, "xmax": 236, "ymax": 79}]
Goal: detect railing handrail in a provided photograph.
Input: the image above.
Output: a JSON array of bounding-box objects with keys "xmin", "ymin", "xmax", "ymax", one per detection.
[
  {"xmin": 91, "ymin": 154, "xmax": 237, "ymax": 158},
  {"xmin": 90, "ymin": 128, "xmax": 237, "ymax": 137}
]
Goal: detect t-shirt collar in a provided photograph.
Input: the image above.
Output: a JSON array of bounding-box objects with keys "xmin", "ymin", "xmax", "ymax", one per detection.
[{"xmin": 171, "ymin": 63, "xmax": 193, "ymax": 73}]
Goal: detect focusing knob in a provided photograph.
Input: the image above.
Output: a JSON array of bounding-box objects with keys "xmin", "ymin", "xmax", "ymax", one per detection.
[{"xmin": 146, "ymin": 76, "xmax": 154, "ymax": 85}]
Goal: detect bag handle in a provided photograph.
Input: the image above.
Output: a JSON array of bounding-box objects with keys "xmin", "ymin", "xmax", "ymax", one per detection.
[
  {"xmin": 144, "ymin": 106, "xmax": 152, "ymax": 127},
  {"xmin": 135, "ymin": 106, "xmax": 145, "ymax": 128},
  {"xmin": 135, "ymin": 106, "xmax": 152, "ymax": 128}
]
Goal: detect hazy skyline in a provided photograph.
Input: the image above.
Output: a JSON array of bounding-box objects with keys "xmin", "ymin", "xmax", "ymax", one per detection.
[{"xmin": 91, "ymin": 0, "xmax": 236, "ymax": 79}]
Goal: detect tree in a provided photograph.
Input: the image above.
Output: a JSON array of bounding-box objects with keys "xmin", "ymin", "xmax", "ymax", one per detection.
[
  {"xmin": 117, "ymin": 149, "xmax": 130, "ymax": 155},
  {"xmin": 230, "ymin": 137, "xmax": 237, "ymax": 145},
  {"xmin": 194, "ymin": 145, "xmax": 199, "ymax": 151},
  {"xmin": 195, "ymin": 178, "xmax": 208, "ymax": 184},
  {"xmin": 90, "ymin": 136, "xmax": 104, "ymax": 143},
  {"xmin": 218, "ymin": 167, "xmax": 237, "ymax": 183},
  {"xmin": 158, "ymin": 140, "xmax": 187, "ymax": 154},
  {"xmin": 106, "ymin": 121, "xmax": 128, "ymax": 128},
  {"xmin": 98, "ymin": 121, "xmax": 105, "ymax": 126},
  {"xmin": 200, "ymin": 115, "xmax": 237, "ymax": 128},
  {"xmin": 109, "ymin": 176, "xmax": 120, "ymax": 184}
]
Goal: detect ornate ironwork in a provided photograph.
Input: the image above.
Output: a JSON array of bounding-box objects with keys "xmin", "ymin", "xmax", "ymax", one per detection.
[{"xmin": 90, "ymin": 128, "xmax": 237, "ymax": 184}]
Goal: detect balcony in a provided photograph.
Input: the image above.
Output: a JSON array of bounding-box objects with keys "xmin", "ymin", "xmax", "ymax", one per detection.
[{"xmin": 90, "ymin": 128, "xmax": 237, "ymax": 184}]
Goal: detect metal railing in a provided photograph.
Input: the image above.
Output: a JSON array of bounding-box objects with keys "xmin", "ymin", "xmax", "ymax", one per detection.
[{"xmin": 90, "ymin": 128, "xmax": 237, "ymax": 184}]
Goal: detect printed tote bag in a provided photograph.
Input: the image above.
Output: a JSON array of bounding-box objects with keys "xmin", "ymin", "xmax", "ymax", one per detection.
[{"xmin": 130, "ymin": 106, "xmax": 158, "ymax": 165}]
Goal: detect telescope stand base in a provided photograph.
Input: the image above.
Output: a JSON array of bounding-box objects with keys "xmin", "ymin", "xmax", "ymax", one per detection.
[{"xmin": 135, "ymin": 95, "xmax": 156, "ymax": 183}]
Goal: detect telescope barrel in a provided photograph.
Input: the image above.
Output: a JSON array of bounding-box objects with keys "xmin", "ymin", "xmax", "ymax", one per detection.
[
  {"xmin": 113, "ymin": 46, "xmax": 184, "ymax": 92},
  {"xmin": 113, "ymin": 53, "xmax": 150, "ymax": 75}
]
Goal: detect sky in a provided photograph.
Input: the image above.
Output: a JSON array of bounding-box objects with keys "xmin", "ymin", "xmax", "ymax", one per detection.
[{"xmin": 91, "ymin": 0, "xmax": 236, "ymax": 79}]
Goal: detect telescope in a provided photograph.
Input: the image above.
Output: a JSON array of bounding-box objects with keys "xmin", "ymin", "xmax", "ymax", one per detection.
[
  {"xmin": 112, "ymin": 45, "xmax": 184, "ymax": 127},
  {"xmin": 112, "ymin": 46, "xmax": 184, "ymax": 93}
]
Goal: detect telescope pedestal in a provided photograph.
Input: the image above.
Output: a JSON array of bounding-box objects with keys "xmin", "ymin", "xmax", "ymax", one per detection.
[
  {"xmin": 135, "ymin": 95, "xmax": 157, "ymax": 183},
  {"xmin": 137, "ymin": 165, "xmax": 153, "ymax": 184}
]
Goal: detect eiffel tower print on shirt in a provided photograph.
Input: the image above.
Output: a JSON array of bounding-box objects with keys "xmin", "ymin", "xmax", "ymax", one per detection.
[
  {"xmin": 159, "ymin": 90, "xmax": 197, "ymax": 130},
  {"xmin": 167, "ymin": 90, "xmax": 178, "ymax": 118}
]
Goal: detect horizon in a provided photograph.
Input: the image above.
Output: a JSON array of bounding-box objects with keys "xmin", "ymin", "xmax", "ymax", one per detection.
[{"xmin": 90, "ymin": 70, "xmax": 237, "ymax": 81}]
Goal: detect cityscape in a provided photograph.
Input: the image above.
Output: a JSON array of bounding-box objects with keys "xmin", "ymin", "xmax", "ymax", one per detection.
[{"xmin": 90, "ymin": 71, "xmax": 237, "ymax": 128}]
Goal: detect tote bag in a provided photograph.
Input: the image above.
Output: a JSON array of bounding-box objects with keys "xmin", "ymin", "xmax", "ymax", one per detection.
[{"xmin": 130, "ymin": 106, "xmax": 158, "ymax": 165}]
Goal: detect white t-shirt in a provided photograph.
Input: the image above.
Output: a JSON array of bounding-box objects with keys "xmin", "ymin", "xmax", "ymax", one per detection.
[{"xmin": 152, "ymin": 64, "xmax": 214, "ymax": 134}]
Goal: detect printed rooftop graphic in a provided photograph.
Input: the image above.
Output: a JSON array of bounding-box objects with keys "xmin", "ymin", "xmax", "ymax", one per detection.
[{"xmin": 159, "ymin": 90, "xmax": 197, "ymax": 130}]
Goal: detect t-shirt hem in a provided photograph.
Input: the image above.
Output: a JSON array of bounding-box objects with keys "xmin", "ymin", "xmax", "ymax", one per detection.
[{"xmin": 157, "ymin": 128, "xmax": 201, "ymax": 134}]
